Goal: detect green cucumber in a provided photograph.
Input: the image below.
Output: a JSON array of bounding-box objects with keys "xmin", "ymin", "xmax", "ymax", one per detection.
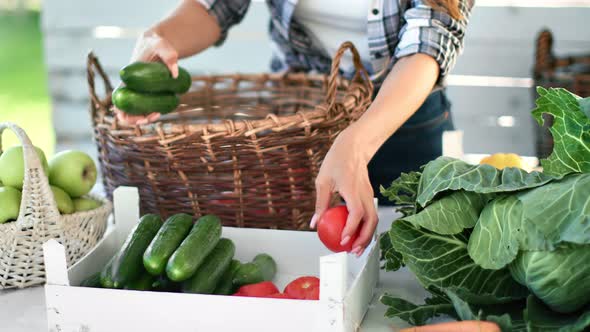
[
  {"xmin": 80, "ymin": 272, "xmax": 102, "ymax": 288},
  {"xmin": 182, "ymin": 238, "xmax": 236, "ymax": 294},
  {"xmin": 166, "ymin": 215, "xmax": 222, "ymax": 282},
  {"xmin": 124, "ymin": 273, "xmax": 155, "ymax": 291},
  {"xmin": 213, "ymin": 259, "xmax": 242, "ymax": 295},
  {"xmin": 152, "ymin": 275, "xmax": 181, "ymax": 293},
  {"xmin": 112, "ymin": 87, "xmax": 179, "ymax": 116},
  {"xmin": 253, "ymin": 254, "xmax": 277, "ymax": 281},
  {"xmin": 120, "ymin": 62, "xmax": 192, "ymax": 94},
  {"xmin": 100, "ymin": 256, "xmax": 117, "ymax": 288},
  {"xmin": 233, "ymin": 253, "xmax": 277, "ymax": 286},
  {"xmin": 112, "ymin": 214, "xmax": 162, "ymax": 288},
  {"xmin": 143, "ymin": 213, "xmax": 193, "ymax": 276}
]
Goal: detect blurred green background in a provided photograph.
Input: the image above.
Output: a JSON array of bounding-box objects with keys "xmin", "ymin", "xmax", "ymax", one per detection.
[{"xmin": 0, "ymin": 2, "xmax": 54, "ymax": 157}]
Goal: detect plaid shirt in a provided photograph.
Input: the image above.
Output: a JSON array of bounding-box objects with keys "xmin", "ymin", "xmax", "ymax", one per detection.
[{"xmin": 196, "ymin": 0, "xmax": 474, "ymax": 86}]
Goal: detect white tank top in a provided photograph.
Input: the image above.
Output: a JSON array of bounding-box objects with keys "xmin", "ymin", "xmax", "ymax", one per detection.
[{"xmin": 293, "ymin": 0, "xmax": 371, "ymax": 73}]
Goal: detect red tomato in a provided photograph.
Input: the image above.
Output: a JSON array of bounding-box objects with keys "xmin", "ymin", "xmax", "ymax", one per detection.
[
  {"xmin": 317, "ymin": 206, "xmax": 357, "ymax": 253},
  {"xmin": 284, "ymin": 276, "xmax": 320, "ymax": 300},
  {"xmin": 266, "ymin": 293, "xmax": 293, "ymax": 299},
  {"xmin": 233, "ymin": 281, "xmax": 280, "ymax": 298}
]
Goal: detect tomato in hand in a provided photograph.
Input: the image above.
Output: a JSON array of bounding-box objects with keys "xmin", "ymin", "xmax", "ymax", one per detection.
[
  {"xmin": 317, "ymin": 206, "xmax": 357, "ymax": 252},
  {"xmin": 233, "ymin": 281, "xmax": 279, "ymax": 298},
  {"xmin": 284, "ymin": 276, "xmax": 320, "ymax": 300}
]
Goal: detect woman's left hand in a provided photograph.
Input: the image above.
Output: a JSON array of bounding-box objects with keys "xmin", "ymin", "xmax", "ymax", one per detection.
[{"xmin": 310, "ymin": 125, "xmax": 379, "ymax": 257}]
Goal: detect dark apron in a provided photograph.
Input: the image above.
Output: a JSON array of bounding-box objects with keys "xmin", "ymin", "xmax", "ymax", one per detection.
[{"xmin": 368, "ymin": 90, "xmax": 454, "ymax": 205}]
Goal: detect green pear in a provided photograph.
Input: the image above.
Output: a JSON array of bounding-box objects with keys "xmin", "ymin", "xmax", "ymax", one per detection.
[
  {"xmin": 51, "ymin": 185, "xmax": 75, "ymax": 214},
  {"xmin": 0, "ymin": 146, "xmax": 49, "ymax": 189},
  {"xmin": 49, "ymin": 150, "xmax": 97, "ymax": 198},
  {"xmin": 73, "ymin": 197, "xmax": 102, "ymax": 212},
  {"xmin": 0, "ymin": 186, "xmax": 22, "ymax": 223}
]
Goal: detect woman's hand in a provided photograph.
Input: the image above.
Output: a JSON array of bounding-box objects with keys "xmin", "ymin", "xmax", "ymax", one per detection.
[
  {"xmin": 309, "ymin": 54, "xmax": 440, "ymax": 257},
  {"xmin": 115, "ymin": 31, "xmax": 179, "ymax": 125},
  {"xmin": 114, "ymin": 0, "xmax": 222, "ymax": 126},
  {"xmin": 310, "ymin": 125, "xmax": 379, "ymax": 257}
]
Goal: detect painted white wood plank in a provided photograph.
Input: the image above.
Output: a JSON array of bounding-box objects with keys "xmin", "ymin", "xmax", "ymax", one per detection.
[
  {"xmin": 51, "ymin": 102, "xmax": 93, "ymax": 137},
  {"xmin": 42, "ymin": 239, "xmax": 70, "ymax": 286},
  {"xmin": 45, "ymin": 285, "xmax": 327, "ymax": 332},
  {"xmin": 454, "ymin": 41, "xmax": 590, "ymax": 77},
  {"xmin": 44, "ymin": 35, "xmax": 272, "ymax": 73},
  {"xmin": 42, "ymin": 0, "xmax": 191, "ymax": 30},
  {"xmin": 343, "ymin": 241, "xmax": 380, "ymax": 332},
  {"xmin": 112, "ymin": 186, "xmax": 140, "ymax": 246},
  {"xmin": 42, "ymin": 0, "xmax": 268, "ymax": 32},
  {"xmin": 447, "ymin": 86, "xmax": 537, "ymax": 155},
  {"xmin": 42, "ymin": 0, "xmax": 590, "ymax": 42},
  {"xmin": 45, "ymin": 34, "xmax": 589, "ymax": 82},
  {"xmin": 447, "ymin": 86, "xmax": 536, "ymax": 117},
  {"xmin": 465, "ymin": 7, "xmax": 590, "ymax": 41}
]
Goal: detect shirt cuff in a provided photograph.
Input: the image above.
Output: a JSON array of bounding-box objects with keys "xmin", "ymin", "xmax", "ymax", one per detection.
[
  {"xmin": 395, "ymin": 27, "xmax": 462, "ymax": 81},
  {"xmin": 195, "ymin": 0, "xmax": 250, "ymax": 46},
  {"xmin": 394, "ymin": 3, "xmax": 471, "ymax": 82}
]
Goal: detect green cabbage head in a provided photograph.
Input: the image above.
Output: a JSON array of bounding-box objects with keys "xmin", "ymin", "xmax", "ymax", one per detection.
[{"xmin": 509, "ymin": 244, "xmax": 590, "ymax": 313}]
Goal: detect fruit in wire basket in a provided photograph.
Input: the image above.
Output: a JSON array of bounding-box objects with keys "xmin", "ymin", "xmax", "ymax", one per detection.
[
  {"xmin": 0, "ymin": 146, "xmax": 48, "ymax": 189},
  {"xmin": 49, "ymin": 150, "xmax": 97, "ymax": 198},
  {"xmin": 50, "ymin": 185, "xmax": 75, "ymax": 214},
  {"xmin": 73, "ymin": 197, "xmax": 102, "ymax": 212},
  {"xmin": 0, "ymin": 186, "xmax": 22, "ymax": 223}
]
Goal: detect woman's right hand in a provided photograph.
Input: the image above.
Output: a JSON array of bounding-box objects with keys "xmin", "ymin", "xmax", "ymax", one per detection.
[{"xmin": 115, "ymin": 31, "xmax": 180, "ymax": 125}]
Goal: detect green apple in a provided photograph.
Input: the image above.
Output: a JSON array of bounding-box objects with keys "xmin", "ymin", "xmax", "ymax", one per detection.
[
  {"xmin": 73, "ymin": 197, "xmax": 102, "ymax": 212},
  {"xmin": 0, "ymin": 186, "xmax": 22, "ymax": 223},
  {"xmin": 0, "ymin": 146, "xmax": 49, "ymax": 189},
  {"xmin": 50, "ymin": 185, "xmax": 75, "ymax": 214},
  {"xmin": 49, "ymin": 150, "xmax": 97, "ymax": 198}
]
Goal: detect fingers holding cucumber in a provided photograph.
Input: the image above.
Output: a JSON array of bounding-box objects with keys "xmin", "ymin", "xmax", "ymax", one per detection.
[
  {"xmin": 112, "ymin": 32, "xmax": 191, "ymax": 125},
  {"xmin": 115, "ymin": 110, "xmax": 161, "ymax": 126},
  {"xmin": 130, "ymin": 31, "xmax": 179, "ymax": 78}
]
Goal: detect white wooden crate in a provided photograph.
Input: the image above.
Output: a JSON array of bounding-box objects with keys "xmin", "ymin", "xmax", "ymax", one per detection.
[{"xmin": 43, "ymin": 187, "xmax": 380, "ymax": 332}]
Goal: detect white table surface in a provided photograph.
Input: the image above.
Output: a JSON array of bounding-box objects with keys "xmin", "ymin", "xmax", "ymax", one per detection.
[{"xmin": 0, "ymin": 207, "xmax": 429, "ymax": 332}]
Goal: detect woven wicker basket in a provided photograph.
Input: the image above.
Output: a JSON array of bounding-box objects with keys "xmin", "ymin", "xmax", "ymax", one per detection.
[
  {"xmin": 0, "ymin": 122, "xmax": 111, "ymax": 289},
  {"xmin": 533, "ymin": 29, "xmax": 590, "ymax": 158},
  {"xmin": 88, "ymin": 42, "xmax": 373, "ymax": 230}
]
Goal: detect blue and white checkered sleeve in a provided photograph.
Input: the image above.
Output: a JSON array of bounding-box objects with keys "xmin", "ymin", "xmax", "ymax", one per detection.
[
  {"xmin": 195, "ymin": 0, "xmax": 252, "ymax": 45},
  {"xmin": 394, "ymin": 0, "xmax": 474, "ymax": 78}
]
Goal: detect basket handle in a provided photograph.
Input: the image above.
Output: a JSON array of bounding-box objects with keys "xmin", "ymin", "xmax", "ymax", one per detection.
[
  {"xmin": 325, "ymin": 41, "xmax": 373, "ymax": 109},
  {"xmin": 87, "ymin": 51, "xmax": 114, "ymax": 117},
  {"xmin": 534, "ymin": 29, "xmax": 554, "ymax": 76},
  {"xmin": 0, "ymin": 122, "xmax": 61, "ymax": 225}
]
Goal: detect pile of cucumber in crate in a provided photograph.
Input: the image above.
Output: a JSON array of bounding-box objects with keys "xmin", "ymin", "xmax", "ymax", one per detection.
[{"xmin": 81, "ymin": 213, "xmax": 320, "ymax": 300}]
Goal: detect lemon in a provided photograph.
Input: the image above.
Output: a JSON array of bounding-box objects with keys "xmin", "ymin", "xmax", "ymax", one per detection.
[{"xmin": 479, "ymin": 153, "xmax": 524, "ymax": 170}]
